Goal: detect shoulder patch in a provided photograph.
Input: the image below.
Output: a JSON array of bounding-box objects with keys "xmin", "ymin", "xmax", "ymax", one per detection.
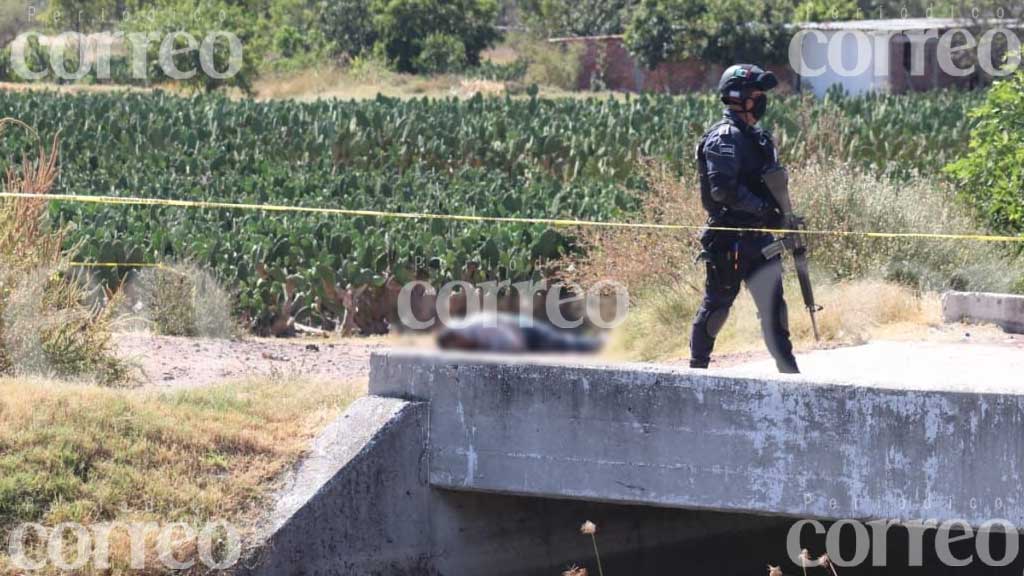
[{"xmin": 717, "ymin": 143, "xmax": 735, "ymax": 157}]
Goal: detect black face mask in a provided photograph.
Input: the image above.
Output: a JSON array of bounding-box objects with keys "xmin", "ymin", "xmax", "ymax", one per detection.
[{"xmin": 749, "ymin": 94, "xmax": 768, "ymax": 121}]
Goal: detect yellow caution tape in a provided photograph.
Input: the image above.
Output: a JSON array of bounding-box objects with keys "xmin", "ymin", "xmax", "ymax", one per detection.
[
  {"xmin": 4, "ymin": 190, "xmax": 1023, "ymax": 244},
  {"xmin": 68, "ymin": 261, "xmax": 165, "ymax": 269}
]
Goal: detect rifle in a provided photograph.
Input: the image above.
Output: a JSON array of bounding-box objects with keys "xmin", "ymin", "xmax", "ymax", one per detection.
[{"xmin": 760, "ymin": 166, "xmax": 823, "ymax": 341}]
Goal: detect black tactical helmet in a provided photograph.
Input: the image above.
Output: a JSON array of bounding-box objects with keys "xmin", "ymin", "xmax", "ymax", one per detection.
[{"xmin": 718, "ymin": 64, "xmax": 778, "ymax": 104}]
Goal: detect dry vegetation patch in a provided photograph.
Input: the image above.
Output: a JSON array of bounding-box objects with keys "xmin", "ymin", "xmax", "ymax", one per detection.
[
  {"xmin": 0, "ymin": 376, "xmax": 361, "ymax": 574},
  {"xmin": 0, "ymin": 119, "xmax": 128, "ymax": 384},
  {"xmin": 562, "ymin": 160, "xmax": 1022, "ymax": 362}
]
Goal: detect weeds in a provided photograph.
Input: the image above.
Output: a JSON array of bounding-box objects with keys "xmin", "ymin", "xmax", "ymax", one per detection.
[
  {"xmin": 0, "ymin": 119, "xmax": 128, "ymax": 384},
  {"xmin": 580, "ymin": 521, "xmax": 604, "ymax": 576},
  {"xmin": 563, "ymin": 521, "xmax": 601, "ymax": 576},
  {"xmin": 768, "ymin": 550, "xmax": 841, "ymax": 576},
  {"xmin": 793, "ymin": 162, "xmax": 1024, "ymax": 293},
  {"xmin": 133, "ymin": 262, "xmax": 238, "ymax": 339}
]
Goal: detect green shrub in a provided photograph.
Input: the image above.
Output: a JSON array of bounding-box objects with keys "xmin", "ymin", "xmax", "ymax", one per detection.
[
  {"xmin": 414, "ymin": 33, "xmax": 468, "ymax": 73},
  {"xmin": 370, "ymin": 0, "xmax": 500, "ymax": 73},
  {"xmin": 0, "ymin": 0, "xmax": 29, "ymax": 47},
  {"xmin": 274, "ymin": 25, "xmax": 306, "ymax": 59},
  {"xmin": 470, "ymin": 57, "xmax": 529, "ymax": 81},
  {"xmin": 120, "ymin": 0, "xmax": 261, "ymax": 94},
  {"xmin": 519, "ymin": 38, "xmax": 582, "ymax": 90},
  {"xmin": 625, "ymin": 0, "xmax": 793, "ymax": 68},
  {"xmin": 793, "ymin": 162, "xmax": 1024, "ymax": 293},
  {"xmin": 944, "ymin": 71, "xmax": 1024, "ymax": 237},
  {"xmin": 317, "ymin": 0, "xmax": 378, "ymax": 58},
  {"xmin": 516, "ymin": 0, "xmax": 635, "ymax": 37},
  {"xmin": 0, "ymin": 36, "xmax": 50, "ymax": 82}
]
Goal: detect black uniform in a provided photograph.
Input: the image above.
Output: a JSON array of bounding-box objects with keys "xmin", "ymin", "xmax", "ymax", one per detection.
[{"xmin": 689, "ymin": 110, "xmax": 799, "ymax": 373}]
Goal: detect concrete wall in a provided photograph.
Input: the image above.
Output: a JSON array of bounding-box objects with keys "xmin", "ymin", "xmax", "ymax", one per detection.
[
  {"xmin": 371, "ymin": 349, "xmax": 1024, "ymax": 528},
  {"xmin": 243, "ymin": 387, "xmax": 788, "ymax": 575},
  {"xmin": 247, "ymin": 349, "xmax": 1024, "ymax": 574},
  {"xmin": 241, "ymin": 396, "xmax": 432, "ymax": 575},
  {"xmin": 550, "ymin": 36, "xmax": 797, "ymax": 94},
  {"xmin": 942, "ymin": 291, "xmax": 1024, "ymax": 334}
]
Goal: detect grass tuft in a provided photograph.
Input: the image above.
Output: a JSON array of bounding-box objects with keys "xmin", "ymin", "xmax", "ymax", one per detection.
[{"xmin": 133, "ymin": 261, "xmax": 238, "ymax": 339}]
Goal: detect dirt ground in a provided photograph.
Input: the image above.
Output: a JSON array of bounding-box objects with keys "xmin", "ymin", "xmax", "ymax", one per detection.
[
  {"xmin": 114, "ymin": 321, "xmax": 1020, "ymax": 390},
  {"xmin": 114, "ymin": 332, "xmax": 396, "ymax": 389}
]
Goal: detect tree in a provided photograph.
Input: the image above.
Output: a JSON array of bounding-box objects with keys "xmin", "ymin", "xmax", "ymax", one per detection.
[
  {"xmin": 945, "ymin": 71, "xmax": 1024, "ymax": 236},
  {"xmin": 0, "ymin": 0, "xmax": 30, "ymax": 46},
  {"xmin": 120, "ymin": 0, "xmax": 261, "ymax": 93},
  {"xmin": 793, "ymin": 0, "xmax": 861, "ymax": 21},
  {"xmin": 38, "ymin": 0, "xmax": 163, "ymax": 32},
  {"xmin": 855, "ymin": 0, "xmax": 1022, "ymax": 19},
  {"xmin": 316, "ymin": 0, "xmax": 378, "ymax": 57},
  {"xmin": 517, "ymin": 0, "xmax": 637, "ymax": 38},
  {"xmin": 624, "ymin": 0, "xmax": 794, "ymax": 69},
  {"xmin": 370, "ymin": 0, "xmax": 500, "ymax": 72}
]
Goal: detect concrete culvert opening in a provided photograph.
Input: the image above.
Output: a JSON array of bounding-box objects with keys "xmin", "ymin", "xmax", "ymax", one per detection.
[{"xmin": 419, "ymin": 493, "xmax": 1024, "ymax": 576}]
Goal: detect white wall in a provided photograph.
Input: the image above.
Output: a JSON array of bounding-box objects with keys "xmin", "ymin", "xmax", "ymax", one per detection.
[{"xmin": 797, "ymin": 29, "xmax": 892, "ymax": 97}]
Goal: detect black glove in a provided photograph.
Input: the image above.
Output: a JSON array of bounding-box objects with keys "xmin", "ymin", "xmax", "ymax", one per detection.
[{"xmin": 759, "ymin": 205, "xmax": 786, "ymax": 229}]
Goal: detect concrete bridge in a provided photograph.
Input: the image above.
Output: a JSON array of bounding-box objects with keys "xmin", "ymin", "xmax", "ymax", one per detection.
[{"xmin": 242, "ymin": 345, "xmax": 1024, "ymax": 575}]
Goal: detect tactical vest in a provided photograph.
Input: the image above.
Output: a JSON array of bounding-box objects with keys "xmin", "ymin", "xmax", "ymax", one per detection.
[{"xmin": 695, "ymin": 116, "xmax": 777, "ymax": 225}]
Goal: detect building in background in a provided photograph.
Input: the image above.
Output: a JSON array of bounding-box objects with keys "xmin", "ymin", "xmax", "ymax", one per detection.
[
  {"xmin": 794, "ymin": 18, "xmax": 1021, "ymax": 97},
  {"xmin": 551, "ymin": 18, "xmax": 1020, "ymax": 96},
  {"xmin": 547, "ymin": 35, "xmax": 800, "ymax": 94}
]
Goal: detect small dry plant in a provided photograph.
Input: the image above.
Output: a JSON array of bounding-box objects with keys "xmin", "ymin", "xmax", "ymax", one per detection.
[
  {"xmin": 134, "ymin": 261, "xmax": 238, "ymax": 338},
  {"xmin": 561, "ymin": 520, "xmax": 603, "ymax": 576},
  {"xmin": 768, "ymin": 549, "xmax": 842, "ymax": 576},
  {"xmin": 0, "ymin": 118, "xmax": 129, "ymax": 384}
]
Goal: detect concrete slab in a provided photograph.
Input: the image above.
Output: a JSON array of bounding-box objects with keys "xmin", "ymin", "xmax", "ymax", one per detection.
[
  {"xmin": 942, "ymin": 291, "xmax": 1024, "ymax": 333},
  {"xmin": 722, "ymin": 340, "xmax": 1024, "ymax": 394},
  {"xmin": 370, "ymin": 347, "xmax": 1024, "ymax": 528}
]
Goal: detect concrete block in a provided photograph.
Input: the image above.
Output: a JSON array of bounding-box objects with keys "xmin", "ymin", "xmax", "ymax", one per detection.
[
  {"xmin": 942, "ymin": 291, "xmax": 1024, "ymax": 334},
  {"xmin": 241, "ymin": 396, "xmax": 431, "ymax": 576},
  {"xmin": 370, "ymin": 349, "xmax": 1024, "ymax": 528}
]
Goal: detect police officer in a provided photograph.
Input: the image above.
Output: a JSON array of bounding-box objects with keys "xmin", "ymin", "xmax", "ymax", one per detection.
[{"xmin": 689, "ymin": 64, "xmax": 799, "ymax": 374}]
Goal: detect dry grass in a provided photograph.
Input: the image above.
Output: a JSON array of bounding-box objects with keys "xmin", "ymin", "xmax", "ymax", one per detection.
[
  {"xmin": 252, "ymin": 36, "xmax": 597, "ymax": 102},
  {"xmin": 253, "ymin": 64, "xmax": 467, "ymax": 101},
  {"xmin": 793, "ymin": 163, "xmax": 1024, "ymax": 293},
  {"xmin": 558, "ymin": 160, "xmax": 705, "ymax": 293},
  {"xmin": 605, "ymin": 278, "xmax": 936, "ymax": 362},
  {"xmin": 0, "ymin": 375, "xmax": 361, "ymax": 575},
  {"xmin": 0, "ymin": 119, "xmax": 128, "ymax": 383},
  {"xmin": 563, "ymin": 159, "xmax": 1017, "ymax": 363},
  {"xmin": 0, "ymin": 82, "xmax": 152, "ymax": 95}
]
